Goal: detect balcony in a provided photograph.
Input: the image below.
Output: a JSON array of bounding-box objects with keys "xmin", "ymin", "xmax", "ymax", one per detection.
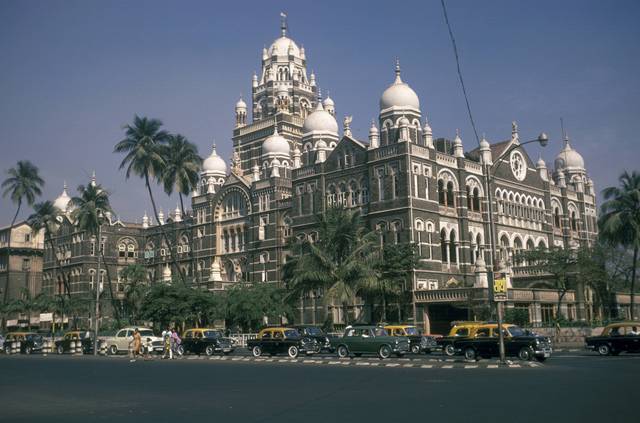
[{"xmin": 415, "ymin": 288, "xmax": 488, "ymax": 303}]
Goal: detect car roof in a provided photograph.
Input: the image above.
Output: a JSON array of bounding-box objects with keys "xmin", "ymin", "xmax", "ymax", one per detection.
[
  {"xmin": 185, "ymin": 328, "xmax": 220, "ymax": 332},
  {"xmin": 7, "ymin": 331, "xmax": 35, "ymax": 335},
  {"xmin": 384, "ymin": 325, "xmax": 416, "ymax": 329},
  {"xmin": 607, "ymin": 322, "xmax": 640, "ymax": 328}
]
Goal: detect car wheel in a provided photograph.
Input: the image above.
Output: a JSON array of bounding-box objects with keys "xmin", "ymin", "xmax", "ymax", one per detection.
[
  {"xmin": 337, "ymin": 345, "xmax": 349, "ymax": 358},
  {"xmin": 597, "ymin": 344, "xmax": 610, "ymax": 356},
  {"xmin": 378, "ymin": 345, "xmax": 392, "ymax": 360},
  {"xmin": 205, "ymin": 345, "xmax": 214, "ymax": 356},
  {"xmin": 252, "ymin": 346, "xmax": 262, "ymax": 357},
  {"xmin": 57, "ymin": 345, "xmax": 64, "ymax": 355},
  {"xmin": 411, "ymin": 345, "xmax": 421, "ymax": 354},
  {"xmin": 109, "ymin": 345, "xmax": 118, "ymax": 355},
  {"xmin": 463, "ymin": 347, "xmax": 477, "ymax": 361},
  {"xmin": 24, "ymin": 346, "xmax": 32, "ymax": 355},
  {"xmin": 444, "ymin": 344, "xmax": 456, "ymax": 357},
  {"xmin": 518, "ymin": 347, "xmax": 533, "ymax": 361},
  {"xmin": 288, "ymin": 346, "xmax": 299, "ymax": 359}
]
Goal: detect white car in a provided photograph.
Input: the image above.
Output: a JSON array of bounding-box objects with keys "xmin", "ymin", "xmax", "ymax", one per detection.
[{"xmin": 102, "ymin": 327, "xmax": 163, "ymax": 355}]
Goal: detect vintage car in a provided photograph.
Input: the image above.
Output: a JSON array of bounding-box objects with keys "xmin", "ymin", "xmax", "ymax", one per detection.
[
  {"xmin": 3, "ymin": 332, "xmax": 44, "ymax": 354},
  {"xmin": 333, "ymin": 325, "xmax": 410, "ymax": 359},
  {"xmin": 437, "ymin": 321, "xmax": 485, "ymax": 356},
  {"xmin": 101, "ymin": 327, "xmax": 164, "ymax": 355},
  {"xmin": 247, "ymin": 327, "xmax": 319, "ymax": 358},
  {"xmin": 452, "ymin": 324, "xmax": 552, "ymax": 362},
  {"xmin": 585, "ymin": 322, "xmax": 640, "ymax": 356},
  {"xmin": 292, "ymin": 325, "xmax": 334, "ymax": 353},
  {"xmin": 55, "ymin": 330, "xmax": 95, "ymax": 354},
  {"xmin": 385, "ymin": 324, "xmax": 439, "ymax": 354},
  {"xmin": 177, "ymin": 328, "xmax": 234, "ymax": 356}
]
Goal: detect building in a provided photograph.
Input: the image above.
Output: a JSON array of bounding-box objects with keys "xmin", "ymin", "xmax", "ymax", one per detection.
[{"xmin": 40, "ymin": 17, "xmax": 616, "ymax": 331}]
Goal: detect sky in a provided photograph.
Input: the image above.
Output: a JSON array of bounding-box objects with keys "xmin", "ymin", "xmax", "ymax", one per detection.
[{"xmin": 1, "ymin": 0, "xmax": 639, "ymax": 224}]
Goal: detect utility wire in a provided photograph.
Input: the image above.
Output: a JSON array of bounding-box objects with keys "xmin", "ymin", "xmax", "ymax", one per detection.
[{"xmin": 440, "ymin": 0, "xmax": 481, "ymax": 147}]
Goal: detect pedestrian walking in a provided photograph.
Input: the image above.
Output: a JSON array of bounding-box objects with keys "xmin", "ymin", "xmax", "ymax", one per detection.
[
  {"xmin": 162, "ymin": 327, "xmax": 172, "ymax": 359},
  {"xmin": 130, "ymin": 328, "xmax": 142, "ymax": 362},
  {"xmin": 171, "ymin": 328, "xmax": 181, "ymax": 358}
]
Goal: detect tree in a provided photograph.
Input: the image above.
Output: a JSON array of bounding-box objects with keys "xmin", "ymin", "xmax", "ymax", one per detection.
[
  {"xmin": 160, "ymin": 134, "xmax": 202, "ymax": 216},
  {"xmin": 1, "ymin": 160, "xmax": 44, "ymax": 311},
  {"xmin": 119, "ymin": 264, "xmax": 149, "ymax": 325},
  {"xmin": 599, "ymin": 170, "xmax": 640, "ymax": 320},
  {"xmin": 26, "ymin": 201, "xmax": 71, "ymax": 297},
  {"xmin": 113, "ymin": 115, "xmax": 186, "ymax": 284},
  {"xmin": 284, "ymin": 207, "xmax": 378, "ymax": 325},
  {"xmin": 70, "ymin": 183, "xmax": 113, "ymax": 350},
  {"xmin": 364, "ymin": 243, "xmax": 417, "ymax": 323},
  {"xmin": 225, "ymin": 283, "xmax": 291, "ymax": 331},
  {"xmin": 517, "ymin": 246, "xmax": 577, "ymax": 319}
]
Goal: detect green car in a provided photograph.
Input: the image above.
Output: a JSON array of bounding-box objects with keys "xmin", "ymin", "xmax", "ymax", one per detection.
[{"xmin": 333, "ymin": 325, "xmax": 410, "ymax": 359}]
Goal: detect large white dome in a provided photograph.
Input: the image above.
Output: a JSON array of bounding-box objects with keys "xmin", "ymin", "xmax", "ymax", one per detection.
[
  {"xmin": 54, "ymin": 183, "xmax": 71, "ymax": 212},
  {"xmin": 262, "ymin": 127, "xmax": 290, "ymax": 156},
  {"xmin": 202, "ymin": 144, "xmax": 227, "ymax": 175},
  {"xmin": 555, "ymin": 139, "xmax": 584, "ymax": 170},
  {"xmin": 269, "ymin": 36, "xmax": 300, "ymax": 57},
  {"xmin": 303, "ymin": 102, "xmax": 338, "ymax": 134},
  {"xmin": 380, "ymin": 63, "xmax": 420, "ymax": 111}
]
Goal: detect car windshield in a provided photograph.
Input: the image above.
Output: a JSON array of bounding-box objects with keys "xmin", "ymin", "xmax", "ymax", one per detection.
[
  {"xmin": 138, "ymin": 330, "xmax": 154, "ymax": 337},
  {"xmin": 284, "ymin": 330, "xmax": 300, "ymax": 338},
  {"xmin": 304, "ymin": 327, "xmax": 323, "ymax": 336},
  {"xmin": 506, "ymin": 326, "xmax": 526, "ymax": 337},
  {"xmin": 203, "ymin": 331, "xmax": 221, "ymax": 338},
  {"xmin": 405, "ymin": 327, "xmax": 419, "ymax": 335},
  {"xmin": 373, "ymin": 328, "xmax": 389, "ymax": 337}
]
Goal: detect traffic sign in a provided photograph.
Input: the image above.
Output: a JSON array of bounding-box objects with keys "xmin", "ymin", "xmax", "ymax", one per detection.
[{"xmin": 493, "ymin": 272, "xmax": 508, "ymax": 301}]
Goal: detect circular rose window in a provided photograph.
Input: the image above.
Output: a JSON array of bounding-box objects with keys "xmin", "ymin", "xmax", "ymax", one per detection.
[{"xmin": 510, "ymin": 151, "xmax": 526, "ymax": 181}]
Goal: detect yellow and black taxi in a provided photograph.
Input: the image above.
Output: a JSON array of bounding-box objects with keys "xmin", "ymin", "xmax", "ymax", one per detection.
[
  {"xmin": 385, "ymin": 324, "xmax": 439, "ymax": 354},
  {"xmin": 437, "ymin": 321, "xmax": 485, "ymax": 356},
  {"xmin": 585, "ymin": 321, "xmax": 640, "ymax": 356},
  {"xmin": 247, "ymin": 327, "xmax": 319, "ymax": 359},
  {"xmin": 3, "ymin": 331, "xmax": 44, "ymax": 354},
  {"xmin": 178, "ymin": 328, "xmax": 234, "ymax": 356},
  {"xmin": 452, "ymin": 323, "xmax": 552, "ymax": 362},
  {"xmin": 55, "ymin": 330, "xmax": 95, "ymax": 354}
]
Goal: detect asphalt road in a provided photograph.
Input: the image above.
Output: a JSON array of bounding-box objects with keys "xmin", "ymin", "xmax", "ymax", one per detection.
[{"xmin": 0, "ymin": 351, "xmax": 637, "ymax": 423}]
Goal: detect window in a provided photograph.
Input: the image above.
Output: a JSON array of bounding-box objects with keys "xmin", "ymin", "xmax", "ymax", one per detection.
[
  {"xmin": 438, "ymin": 180, "xmax": 445, "ymax": 205},
  {"xmin": 24, "ymin": 233, "xmax": 31, "ymax": 243},
  {"xmin": 376, "ymin": 168, "xmax": 385, "ymax": 201},
  {"xmin": 440, "ymin": 229, "xmax": 448, "ymax": 265},
  {"xmin": 446, "ymin": 182, "xmax": 455, "ymax": 207},
  {"xmin": 449, "ymin": 231, "xmax": 457, "ymax": 264},
  {"xmin": 22, "ymin": 258, "xmax": 31, "ymax": 271}
]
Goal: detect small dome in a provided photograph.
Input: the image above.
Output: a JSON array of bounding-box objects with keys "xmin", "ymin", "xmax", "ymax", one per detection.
[
  {"xmin": 303, "ymin": 102, "xmax": 339, "ymax": 134},
  {"xmin": 54, "ymin": 182, "xmax": 71, "ymax": 212},
  {"xmin": 423, "ymin": 120, "xmax": 432, "ymax": 134},
  {"xmin": 202, "ymin": 144, "xmax": 227, "ymax": 175},
  {"xmin": 269, "ymin": 36, "xmax": 300, "ymax": 57},
  {"xmin": 315, "ymin": 139, "xmax": 328, "ymax": 149},
  {"xmin": 369, "ymin": 121, "xmax": 379, "ymax": 135},
  {"xmin": 480, "ymin": 136, "xmax": 490, "ymax": 149},
  {"xmin": 536, "ymin": 156, "xmax": 547, "ymax": 168},
  {"xmin": 323, "ymin": 96, "xmax": 334, "ymax": 108},
  {"xmin": 399, "ymin": 116, "xmax": 410, "ymax": 127},
  {"xmin": 236, "ymin": 97, "xmax": 247, "ymax": 109},
  {"xmin": 555, "ymin": 138, "xmax": 585, "ymax": 170},
  {"xmin": 380, "ymin": 62, "xmax": 420, "ymax": 111},
  {"xmin": 262, "ymin": 127, "xmax": 290, "ymax": 156}
]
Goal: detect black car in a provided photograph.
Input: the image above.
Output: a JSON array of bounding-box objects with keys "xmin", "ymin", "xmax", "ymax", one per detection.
[
  {"xmin": 453, "ymin": 325, "xmax": 552, "ymax": 362},
  {"xmin": 247, "ymin": 327, "xmax": 319, "ymax": 358},
  {"xmin": 585, "ymin": 322, "xmax": 640, "ymax": 356},
  {"xmin": 3, "ymin": 332, "xmax": 44, "ymax": 354},
  {"xmin": 385, "ymin": 325, "xmax": 439, "ymax": 354},
  {"xmin": 292, "ymin": 325, "xmax": 333, "ymax": 353},
  {"xmin": 55, "ymin": 331, "xmax": 94, "ymax": 354},
  {"xmin": 178, "ymin": 328, "xmax": 235, "ymax": 356}
]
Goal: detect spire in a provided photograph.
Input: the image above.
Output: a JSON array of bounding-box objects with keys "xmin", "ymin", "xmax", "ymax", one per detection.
[
  {"xmin": 394, "ymin": 58, "xmax": 402, "ymax": 84},
  {"xmin": 211, "ymin": 140, "xmax": 217, "ymax": 155},
  {"xmin": 90, "ymin": 170, "xmax": 96, "ymax": 187},
  {"xmin": 280, "ymin": 12, "xmax": 287, "ymax": 37},
  {"xmin": 63, "ymin": 180, "xmax": 68, "ymax": 193}
]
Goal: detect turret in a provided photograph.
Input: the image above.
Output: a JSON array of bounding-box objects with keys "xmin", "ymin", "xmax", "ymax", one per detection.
[
  {"xmin": 368, "ymin": 120, "xmax": 380, "ymax": 150},
  {"xmin": 422, "ymin": 120, "xmax": 433, "ymax": 149},
  {"xmin": 453, "ymin": 130, "xmax": 464, "ymax": 158}
]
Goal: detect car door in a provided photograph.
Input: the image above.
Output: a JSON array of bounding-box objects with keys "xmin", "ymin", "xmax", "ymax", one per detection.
[
  {"xmin": 473, "ymin": 328, "xmax": 495, "ymax": 356},
  {"xmin": 115, "ymin": 330, "xmax": 129, "ymax": 350},
  {"xmin": 260, "ymin": 330, "xmax": 273, "ymax": 354},
  {"xmin": 272, "ymin": 330, "xmax": 285, "ymax": 354}
]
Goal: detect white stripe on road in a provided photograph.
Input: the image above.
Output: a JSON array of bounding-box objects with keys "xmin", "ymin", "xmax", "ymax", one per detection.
[
  {"xmin": 356, "ymin": 362, "xmax": 370, "ymax": 366},
  {"xmin": 403, "ymin": 363, "xmax": 414, "ymax": 368},
  {"xmin": 421, "ymin": 364, "xmax": 433, "ymax": 369},
  {"xmin": 464, "ymin": 365, "xmax": 478, "ymax": 369},
  {"xmin": 487, "ymin": 364, "xmax": 499, "ymax": 368},
  {"xmin": 328, "ymin": 361, "xmax": 341, "ymax": 365},
  {"xmin": 442, "ymin": 365, "xmax": 453, "ymax": 369},
  {"xmin": 386, "ymin": 363, "xmax": 400, "ymax": 367}
]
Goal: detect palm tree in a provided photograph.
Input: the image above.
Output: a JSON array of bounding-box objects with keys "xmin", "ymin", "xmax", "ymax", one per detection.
[
  {"xmin": 599, "ymin": 170, "xmax": 640, "ymax": 320},
  {"xmin": 2, "ymin": 160, "xmax": 44, "ymax": 309},
  {"xmin": 284, "ymin": 207, "xmax": 378, "ymax": 325},
  {"xmin": 161, "ymin": 134, "xmax": 202, "ymax": 215},
  {"xmin": 120, "ymin": 264, "xmax": 148, "ymax": 324},
  {"xmin": 26, "ymin": 201, "xmax": 71, "ymax": 297},
  {"xmin": 113, "ymin": 115, "xmax": 186, "ymax": 284},
  {"xmin": 70, "ymin": 183, "xmax": 113, "ymax": 353}
]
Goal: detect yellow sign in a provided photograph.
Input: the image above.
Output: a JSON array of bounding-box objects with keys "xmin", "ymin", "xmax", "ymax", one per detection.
[{"xmin": 494, "ymin": 278, "xmax": 507, "ymax": 294}]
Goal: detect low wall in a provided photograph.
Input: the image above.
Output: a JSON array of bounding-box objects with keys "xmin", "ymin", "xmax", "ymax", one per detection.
[{"xmin": 527, "ymin": 327, "xmax": 604, "ymax": 345}]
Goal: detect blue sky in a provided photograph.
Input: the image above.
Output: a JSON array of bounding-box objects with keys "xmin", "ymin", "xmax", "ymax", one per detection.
[{"xmin": 1, "ymin": 0, "xmax": 639, "ymax": 223}]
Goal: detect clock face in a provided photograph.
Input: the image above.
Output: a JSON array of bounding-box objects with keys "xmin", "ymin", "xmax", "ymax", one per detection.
[{"xmin": 510, "ymin": 151, "xmax": 526, "ymax": 181}]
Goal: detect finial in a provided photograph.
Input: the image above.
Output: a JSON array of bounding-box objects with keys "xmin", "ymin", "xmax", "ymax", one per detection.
[
  {"xmin": 317, "ymin": 87, "xmax": 322, "ymax": 102},
  {"xmin": 456, "ymin": 128, "xmax": 460, "ymax": 137},
  {"xmin": 273, "ymin": 126, "xmax": 279, "ymax": 136},
  {"xmin": 63, "ymin": 180, "xmax": 68, "ymax": 191},
  {"xmin": 280, "ymin": 12, "xmax": 287, "ymax": 37},
  {"xmin": 212, "ymin": 139, "xmax": 217, "ymax": 153},
  {"xmin": 90, "ymin": 170, "xmax": 97, "ymax": 187},
  {"xmin": 394, "ymin": 58, "xmax": 402, "ymax": 83}
]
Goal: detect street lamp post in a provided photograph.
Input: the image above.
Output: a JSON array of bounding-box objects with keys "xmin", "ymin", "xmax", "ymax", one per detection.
[{"xmin": 484, "ymin": 133, "xmax": 548, "ymax": 365}]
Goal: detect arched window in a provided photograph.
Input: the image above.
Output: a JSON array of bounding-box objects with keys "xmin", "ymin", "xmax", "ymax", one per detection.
[
  {"xmin": 392, "ymin": 221, "xmax": 402, "ymax": 244},
  {"xmin": 500, "ymin": 235, "xmax": 510, "ymax": 263},
  {"xmin": 466, "ymin": 186, "xmax": 472, "ymax": 210},
  {"xmin": 449, "ymin": 231, "xmax": 457, "ymax": 264},
  {"xmin": 473, "ymin": 187, "xmax": 480, "ymax": 211},
  {"xmin": 438, "ymin": 179, "xmax": 445, "ymax": 205},
  {"xmin": 446, "ymin": 182, "xmax": 455, "ymax": 207},
  {"xmin": 554, "ymin": 207, "xmax": 561, "ymax": 228},
  {"xmin": 440, "ymin": 229, "xmax": 448, "ymax": 265},
  {"xmin": 571, "ymin": 211, "xmax": 578, "ymax": 231}
]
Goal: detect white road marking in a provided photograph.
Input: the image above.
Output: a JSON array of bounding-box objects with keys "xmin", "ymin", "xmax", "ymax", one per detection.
[
  {"xmin": 403, "ymin": 363, "xmax": 414, "ymax": 368},
  {"xmin": 487, "ymin": 364, "xmax": 499, "ymax": 368},
  {"xmin": 356, "ymin": 362, "xmax": 370, "ymax": 366},
  {"xmin": 464, "ymin": 365, "xmax": 478, "ymax": 369},
  {"xmin": 442, "ymin": 365, "xmax": 453, "ymax": 369},
  {"xmin": 508, "ymin": 364, "xmax": 521, "ymax": 368},
  {"xmin": 231, "ymin": 357, "xmax": 242, "ymax": 361},
  {"xmin": 421, "ymin": 365, "xmax": 433, "ymax": 369},
  {"xmin": 328, "ymin": 361, "xmax": 341, "ymax": 365},
  {"xmin": 386, "ymin": 363, "xmax": 400, "ymax": 367}
]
